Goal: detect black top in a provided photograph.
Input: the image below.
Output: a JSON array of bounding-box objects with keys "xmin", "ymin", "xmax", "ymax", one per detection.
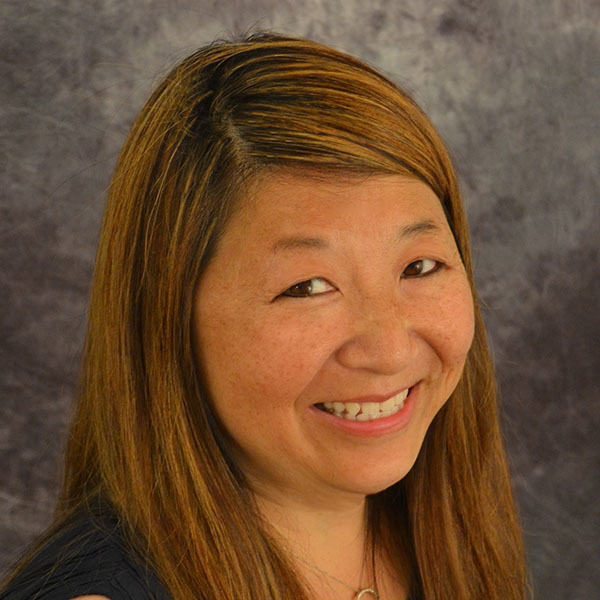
[
  {"xmin": 0, "ymin": 512, "xmax": 171, "ymax": 600},
  {"xmin": 1, "ymin": 510, "xmax": 419, "ymax": 600}
]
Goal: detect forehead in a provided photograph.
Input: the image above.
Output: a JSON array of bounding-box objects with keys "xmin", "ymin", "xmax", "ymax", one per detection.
[{"xmin": 225, "ymin": 172, "xmax": 452, "ymax": 244}]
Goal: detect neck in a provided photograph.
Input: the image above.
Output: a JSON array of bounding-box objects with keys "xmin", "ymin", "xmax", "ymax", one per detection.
[
  {"xmin": 253, "ymin": 487, "xmax": 410, "ymax": 600},
  {"xmin": 255, "ymin": 490, "xmax": 373, "ymax": 597}
]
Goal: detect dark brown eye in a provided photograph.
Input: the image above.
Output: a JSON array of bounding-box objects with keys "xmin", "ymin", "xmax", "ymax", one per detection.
[
  {"xmin": 403, "ymin": 259, "xmax": 441, "ymax": 278},
  {"xmin": 281, "ymin": 278, "xmax": 333, "ymax": 298}
]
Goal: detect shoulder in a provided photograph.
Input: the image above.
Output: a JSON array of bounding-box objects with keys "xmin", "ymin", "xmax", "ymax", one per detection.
[{"xmin": 0, "ymin": 510, "xmax": 171, "ymax": 600}]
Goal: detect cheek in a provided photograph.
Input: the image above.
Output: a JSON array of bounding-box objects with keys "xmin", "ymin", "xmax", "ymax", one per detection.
[
  {"xmin": 248, "ymin": 317, "xmax": 347, "ymax": 413},
  {"xmin": 194, "ymin": 303, "xmax": 330, "ymax": 421},
  {"xmin": 413, "ymin": 275, "xmax": 475, "ymax": 374},
  {"xmin": 436, "ymin": 278, "xmax": 475, "ymax": 380}
]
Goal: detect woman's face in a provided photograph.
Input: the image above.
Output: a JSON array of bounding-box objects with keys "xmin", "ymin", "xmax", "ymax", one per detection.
[{"xmin": 193, "ymin": 174, "xmax": 474, "ymax": 507}]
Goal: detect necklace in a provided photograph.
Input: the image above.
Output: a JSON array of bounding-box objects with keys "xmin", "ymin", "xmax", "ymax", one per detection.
[{"xmin": 294, "ymin": 553, "xmax": 383, "ymax": 600}]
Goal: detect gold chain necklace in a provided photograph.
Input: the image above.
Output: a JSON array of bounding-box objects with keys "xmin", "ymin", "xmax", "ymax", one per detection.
[{"xmin": 294, "ymin": 553, "xmax": 383, "ymax": 600}]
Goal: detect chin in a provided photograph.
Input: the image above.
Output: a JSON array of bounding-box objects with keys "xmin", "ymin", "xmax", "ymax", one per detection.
[{"xmin": 338, "ymin": 457, "xmax": 420, "ymax": 497}]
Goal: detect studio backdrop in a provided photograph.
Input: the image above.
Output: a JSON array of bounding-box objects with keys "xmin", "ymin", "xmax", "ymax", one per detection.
[{"xmin": 1, "ymin": 1, "xmax": 598, "ymax": 598}]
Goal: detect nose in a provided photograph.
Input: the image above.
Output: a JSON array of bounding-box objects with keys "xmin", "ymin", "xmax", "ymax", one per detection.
[{"xmin": 335, "ymin": 294, "xmax": 414, "ymax": 375}]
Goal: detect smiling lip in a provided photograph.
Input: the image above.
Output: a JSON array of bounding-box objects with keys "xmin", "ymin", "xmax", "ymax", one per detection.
[{"xmin": 311, "ymin": 384, "xmax": 419, "ymax": 436}]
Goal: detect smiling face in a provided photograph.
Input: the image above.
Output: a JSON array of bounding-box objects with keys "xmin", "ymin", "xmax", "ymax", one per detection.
[{"xmin": 192, "ymin": 173, "xmax": 474, "ymax": 508}]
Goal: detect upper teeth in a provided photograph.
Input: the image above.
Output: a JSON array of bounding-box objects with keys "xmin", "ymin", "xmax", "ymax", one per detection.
[{"xmin": 322, "ymin": 389, "xmax": 409, "ymax": 421}]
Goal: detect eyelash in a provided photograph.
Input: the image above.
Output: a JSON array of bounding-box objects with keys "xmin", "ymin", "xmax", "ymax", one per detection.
[{"xmin": 280, "ymin": 259, "xmax": 444, "ymax": 298}]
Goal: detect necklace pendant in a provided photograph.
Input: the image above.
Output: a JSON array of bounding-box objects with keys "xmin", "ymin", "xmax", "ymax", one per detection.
[{"xmin": 355, "ymin": 589, "xmax": 381, "ymax": 600}]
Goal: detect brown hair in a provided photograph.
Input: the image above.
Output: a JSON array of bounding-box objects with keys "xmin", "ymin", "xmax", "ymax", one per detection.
[{"xmin": 16, "ymin": 32, "xmax": 527, "ymax": 599}]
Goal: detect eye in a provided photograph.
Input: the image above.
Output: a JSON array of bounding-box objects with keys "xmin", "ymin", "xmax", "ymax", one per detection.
[
  {"xmin": 281, "ymin": 278, "xmax": 335, "ymax": 298},
  {"xmin": 402, "ymin": 258, "xmax": 442, "ymax": 278}
]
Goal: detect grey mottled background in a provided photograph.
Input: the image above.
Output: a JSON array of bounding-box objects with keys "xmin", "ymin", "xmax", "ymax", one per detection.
[{"xmin": 1, "ymin": 1, "xmax": 599, "ymax": 597}]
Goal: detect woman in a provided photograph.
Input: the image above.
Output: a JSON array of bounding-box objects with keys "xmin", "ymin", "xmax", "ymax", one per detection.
[{"xmin": 0, "ymin": 32, "xmax": 527, "ymax": 600}]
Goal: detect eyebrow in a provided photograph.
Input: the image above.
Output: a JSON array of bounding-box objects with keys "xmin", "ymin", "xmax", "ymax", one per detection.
[
  {"xmin": 270, "ymin": 219, "xmax": 442, "ymax": 254},
  {"xmin": 397, "ymin": 219, "xmax": 441, "ymax": 239}
]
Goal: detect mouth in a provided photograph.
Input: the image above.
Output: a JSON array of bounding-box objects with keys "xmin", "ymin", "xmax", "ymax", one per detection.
[{"xmin": 314, "ymin": 388, "xmax": 410, "ymax": 421}]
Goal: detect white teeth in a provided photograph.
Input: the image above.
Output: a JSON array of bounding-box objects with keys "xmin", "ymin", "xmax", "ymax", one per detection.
[
  {"xmin": 319, "ymin": 389, "xmax": 409, "ymax": 421},
  {"xmin": 380, "ymin": 396, "xmax": 396, "ymax": 411},
  {"xmin": 345, "ymin": 402, "xmax": 360, "ymax": 416},
  {"xmin": 362, "ymin": 402, "xmax": 379, "ymax": 415}
]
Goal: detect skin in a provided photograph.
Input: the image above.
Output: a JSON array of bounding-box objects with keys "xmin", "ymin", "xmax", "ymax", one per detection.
[{"xmin": 192, "ymin": 173, "xmax": 475, "ymax": 598}]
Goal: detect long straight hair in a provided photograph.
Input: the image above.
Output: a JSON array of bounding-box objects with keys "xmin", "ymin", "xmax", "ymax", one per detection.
[{"xmin": 55, "ymin": 33, "xmax": 524, "ymax": 599}]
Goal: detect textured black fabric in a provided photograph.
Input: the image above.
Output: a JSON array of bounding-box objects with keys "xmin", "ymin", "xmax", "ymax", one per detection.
[{"xmin": 0, "ymin": 512, "xmax": 171, "ymax": 600}]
